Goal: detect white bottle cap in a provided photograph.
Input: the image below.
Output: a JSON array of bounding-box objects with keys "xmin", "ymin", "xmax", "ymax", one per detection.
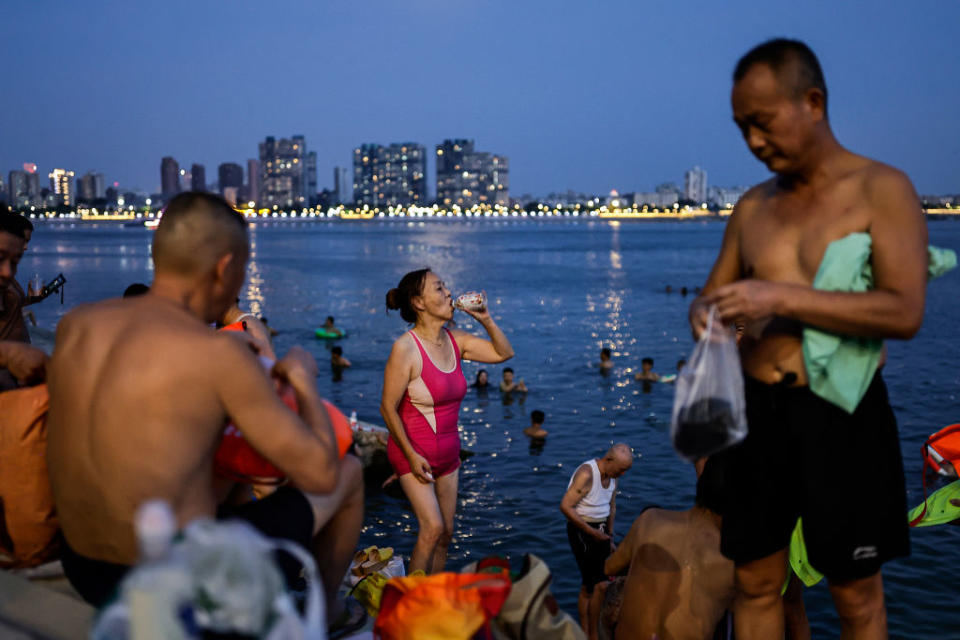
[{"xmin": 135, "ymin": 499, "xmax": 176, "ymax": 562}]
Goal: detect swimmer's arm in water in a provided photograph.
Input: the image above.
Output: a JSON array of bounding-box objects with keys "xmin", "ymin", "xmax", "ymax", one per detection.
[
  {"xmin": 707, "ymin": 169, "xmax": 928, "ymax": 339},
  {"xmin": 216, "ymin": 338, "xmax": 338, "ymax": 494},
  {"xmin": 380, "ymin": 338, "xmax": 433, "ymax": 483},
  {"xmin": 451, "ymin": 305, "xmax": 514, "ymax": 363},
  {"xmin": 561, "ymin": 465, "xmax": 611, "ymax": 541}
]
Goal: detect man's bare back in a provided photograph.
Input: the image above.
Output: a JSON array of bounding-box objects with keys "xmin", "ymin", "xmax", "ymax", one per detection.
[
  {"xmin": 604, "ymin": 507, "xmax": 733, "ymax": 640},
  {"xmin": 48, "ymin": 296, "xmax": 254, "ymax": 562}
]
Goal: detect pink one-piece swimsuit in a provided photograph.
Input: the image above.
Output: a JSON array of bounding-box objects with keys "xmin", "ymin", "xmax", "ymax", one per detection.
[{"xmin": 387, "ymin": 328, "xmax": 468, "ymax": 478}]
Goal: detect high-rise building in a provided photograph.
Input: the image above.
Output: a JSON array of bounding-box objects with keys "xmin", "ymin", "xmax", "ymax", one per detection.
[
  {"xmin": 0, "ymin": 174, "xmax": 5, "ymax": 203},
  {"xmin": 435, "ymin": 139, "xmax": 509, "ymax": 208},
  {"xmin": 334, "ymin": 166, "xmax": 351, "ymax": 205},
  {"xmin": 684, "ymin": 166, "xmax": 707, "ymax": 203},
  {"xmin": 258, "ymin": 135, "xmax": 313, "ymax": 209},
  {"xmin": 352, "ymin": 142, "xmax": 426, "ymax": 208},
  {"xmin": 161, "ymin": 157, "xmax": 180, "ymax": 200},
  {"xmin": 191, "ymin": 164, "xmax": 206, "ymax": 192},
  {"xmin": 305, "ymin": 151, "xmax": 317, "ymax": 204},
  {"xmin": 246, "ymin": 159, "xmax": 260, "ymax": 205},
  {"xmin": 78, "ymin": 172, "xmax": 105, "ymax": 201},
  {"xmin": 48, "ymin": 169, "xmax": 75, "ymax": 206},
  {"xmin": 218, "ymin": 163, "xmax": 244, "ymax": 200},
  {"xmin": 8, "ymin": 171, "xmax": 28, "ymax": 207}
]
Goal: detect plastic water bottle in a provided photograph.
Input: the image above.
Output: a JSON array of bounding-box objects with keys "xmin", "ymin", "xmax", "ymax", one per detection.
[
  {"xmin": 349, "ymin": 410, "xmax": 358, "ymax": 430},
  {"xmin": 127, "ymin": 500, "xmax": 195, "ymax": 640},
  {"xmin": 136, "ymin": 499, "xmax": 176, "ymax": 562}
]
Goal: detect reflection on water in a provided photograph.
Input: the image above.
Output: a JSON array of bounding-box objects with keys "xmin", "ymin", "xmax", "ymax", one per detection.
[{"xmin": 18, "ymin": 220, "xmax": 960, "ymax": 637}]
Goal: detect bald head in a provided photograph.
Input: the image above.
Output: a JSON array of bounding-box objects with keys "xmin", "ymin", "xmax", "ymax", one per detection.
[
  {"xmin": 603, "ymin": 443, "xmax": 634, "ymax": 478},
  {"xmin": 152, "ymin": 192, "xmax": 248, "ymax": 278}
]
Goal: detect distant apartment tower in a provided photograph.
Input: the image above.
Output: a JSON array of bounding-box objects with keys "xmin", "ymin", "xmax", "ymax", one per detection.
[
  {"xmin": 352, "ymin": 143, "xmax": 426, "ymax": 208},
  {"xmin": 258, "ymin": 135, "xmax": 314, "ymax": 209},
  {"xmin": 8, "ymin": 171, "xmax": 28, "ymax": 207},
  {"xmin": 48, "ymin": 169, "xmax": 75, "ymax": 206},
  {"xmin": 190, "ymin": 164, "xmax": 206, "ymax": 192},
  {"xmin": 684, "ymin": 166, "xmax": 707, "ymax": 203},
  {"xmin": 218, "ymin": 163, "xmax": 243, "ymax": 206},
  {"xmin": 77, "ymin": 172, "xmax": 105, "ymax": 201},
  {"xmin": 334, "ymin": 166, "xmax": 351, "ymax": 205},
  {"xmin": 161, "ymin": 157, "xmax": 180, "ymax": 200},
  {"xmin": 246, "ymin": 159, "xmax": 260, "ymax": 205},
  {"xmin": 436, "ymin": 139, "xmax": 509, "ymax": 208}
]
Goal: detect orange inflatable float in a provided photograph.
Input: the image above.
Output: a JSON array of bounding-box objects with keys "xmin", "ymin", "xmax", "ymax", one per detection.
[{"xmin": 214, "ymin": 323, "xmax": 353, "ymax": 483}]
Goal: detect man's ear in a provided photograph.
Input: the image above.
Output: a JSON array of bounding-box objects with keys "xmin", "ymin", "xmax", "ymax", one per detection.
[
  {"xmin": 213, "ymin": 252, "xmax": 235, "ymax": 284},
  {"xmin": 805, "ymin": 87, "xmax": 826, "ymax": 123}
]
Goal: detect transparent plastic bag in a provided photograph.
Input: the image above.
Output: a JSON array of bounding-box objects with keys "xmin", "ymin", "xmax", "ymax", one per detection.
[
  {"xmin": 92, "ymin": 518, "xmax": 325, "ymax": 639},
  {"xmin": 670, "ymin": 306, "xmax": 747, "ymax": 460}
]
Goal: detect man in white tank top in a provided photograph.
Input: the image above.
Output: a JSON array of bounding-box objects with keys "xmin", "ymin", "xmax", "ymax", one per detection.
[{"xmin": 560, "ymin": 443, "xmax": 634, "ymax": 640}]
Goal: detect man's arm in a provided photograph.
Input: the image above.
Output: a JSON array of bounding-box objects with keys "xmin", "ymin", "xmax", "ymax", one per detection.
[
  {"xmin": 607, "ymin": 490, "xmax": 616, "ymax": 539},
  {"xmin": 0, "ymin": 340, "xmax": 47, "ymax": 384},
  {"xmin": 689, "ymin": 196, "xmax": 748, "ymax": 337},
  {"xmin": 215, "ymin": 338, "xmax": 338, "ymax": 494},
  {"xmin": 604, "ymin": 516, "xmax": 640, "ymax": 575},
  {"xmin": 708, "ymin": 169, "xmax": 928, "ymax": 339},
  {"xmin": 560, "ymin": 465, "xmax": 610, "ymax": 541}
]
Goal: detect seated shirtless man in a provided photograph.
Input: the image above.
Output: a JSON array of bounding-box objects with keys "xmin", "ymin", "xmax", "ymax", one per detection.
[
  {"xmin": 601, "ymin": 460, "xmax": 734, "ymax": 640},
  {"xmin": 46, "ymin": 193, "xmax": 365, "ymax": 633},
  {"xmin": 691, "ymin": 39, "xmax": 927, "ymax": 639}
]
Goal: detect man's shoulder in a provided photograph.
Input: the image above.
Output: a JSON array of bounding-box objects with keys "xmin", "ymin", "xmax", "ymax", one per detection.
[
  {"xmin": 728, "ymin": 180, "xmax": 775, "ymax": 222},
  {"xmin": 856, "ymin": 158, "xmax": 916, "ymax": 202}
]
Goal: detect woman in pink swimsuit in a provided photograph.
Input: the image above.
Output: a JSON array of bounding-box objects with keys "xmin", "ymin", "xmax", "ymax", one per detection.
[{"xmin": 381, "ymin": 269, "xmax": 515, "ymax": 574}]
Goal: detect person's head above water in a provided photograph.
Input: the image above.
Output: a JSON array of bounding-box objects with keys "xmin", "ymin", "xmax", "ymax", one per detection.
[
  {"xmin": 732, "ymin": 39, "xmax": 831, "ymax": 176},
  {"xmin": 331, "ymin": 345, "xmax": 343, "ymax": 356},
  {"xmin": 475, "ymin": 369, "xmax": 488, "ymax": 386},
  {"xmin": 600, "ymin": 348, "xmax": 612, "ymax": 361},
  {"xmin": 0, "ymin": 213, "xmax": 27, "ymax": 291},
  {"xmin": 531, "ymin": 410, "xmax": 545, "ymax": 425},
  {"xmin": 502, "ymin": 367, "xmax": 514, "ymax": 383},
  {"xmin": 325, "ymin": 316, "xmax": 335, "ymax": 326},
  {"xmin": 641, "ymin": 357, "xmax": 654, "ymax": 371},
  {"xmin": 123, "ymin": 283, "xmax": 149, "ymax": 298},
  {"xmin": 602, "ymin": 443, "xmax": 635, "ymax": 478},
  {"xmin": 151, "ymin": 192, "xmax": 249, "ymax": 324},
  {"xmin": 385, "ymin": 268, "xmax": 453, "ymax": 325}
]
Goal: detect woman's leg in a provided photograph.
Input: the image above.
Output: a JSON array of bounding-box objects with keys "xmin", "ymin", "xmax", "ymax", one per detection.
[
  {"xmin": 399, "ymin": 473, "xmax": 446, "ymax": 574},
  {"xmin": 430, "ymin": 468, "xmax": 459, "ymax": 572}
]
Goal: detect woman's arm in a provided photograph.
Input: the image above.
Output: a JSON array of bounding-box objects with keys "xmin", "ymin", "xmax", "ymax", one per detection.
[
  {"xmin": 379, "ymin": 337, "xmax": 434, "ymax": 483},
  {"xmin": 452, "ymin": 306, "xmax": 514, "ymax": 364}
]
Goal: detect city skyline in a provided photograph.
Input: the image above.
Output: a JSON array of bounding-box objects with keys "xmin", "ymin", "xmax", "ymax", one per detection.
[{"xmin": 2, "ymin": 1, "xmax": 958, "ymax": 196}]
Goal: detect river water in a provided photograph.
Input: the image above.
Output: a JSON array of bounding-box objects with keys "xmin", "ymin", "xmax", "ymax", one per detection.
[{"xmin": 21, "ymin": 218, "xmax": 960, "ymax": 637}]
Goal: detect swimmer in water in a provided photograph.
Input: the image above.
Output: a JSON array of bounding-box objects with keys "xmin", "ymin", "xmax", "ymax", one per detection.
[
  {"xmin": 634, "ymin": 357, "xmax": 659, "ymax": 382},
  {"xmin": 523, "ymin": 410, "xmax": 548, "ymax": 439},
  {"xmin": 599, "ymin": 348, "xmax": 614, "ymax": 371}
]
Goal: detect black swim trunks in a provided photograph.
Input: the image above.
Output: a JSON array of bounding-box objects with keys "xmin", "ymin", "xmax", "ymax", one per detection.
[
  {"xmin": 567, "ymin": 520, "xmax": 612, "ymax": 594},
  {"xmin": 701, "ymin": 372, "xmax": 909, "ymax": 582},
  {"xmin": 61, "ymin": 486, "xmax": 315, "ymax": 607}
]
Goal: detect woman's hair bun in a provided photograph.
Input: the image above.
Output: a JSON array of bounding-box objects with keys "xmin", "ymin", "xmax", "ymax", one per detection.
[{"xmin": 385, "ymin": 288, "xmax": 400, "ymax": 311}]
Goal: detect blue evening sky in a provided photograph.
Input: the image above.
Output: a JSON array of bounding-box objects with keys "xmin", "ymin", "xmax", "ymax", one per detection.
[{"xmin": 1, "ymin": 0, "xmax": 957, "ymax": 196}]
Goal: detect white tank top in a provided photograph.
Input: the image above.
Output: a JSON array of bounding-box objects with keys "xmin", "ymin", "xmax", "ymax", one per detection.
[{"xmin": 567, "ymin": 459, "xmax": 615, "ymax": 522}]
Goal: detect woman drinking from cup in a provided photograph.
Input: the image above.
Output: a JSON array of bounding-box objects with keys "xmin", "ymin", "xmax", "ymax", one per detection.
[{"xmin": 380, "ymin": 269, "xmax": 513, "ymax": 574}]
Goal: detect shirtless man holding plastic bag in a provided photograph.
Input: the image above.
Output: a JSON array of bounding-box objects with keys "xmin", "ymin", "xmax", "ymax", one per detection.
[{"xmin": 689, "ymin": 39, "xmax": 928, "ymax": 640}]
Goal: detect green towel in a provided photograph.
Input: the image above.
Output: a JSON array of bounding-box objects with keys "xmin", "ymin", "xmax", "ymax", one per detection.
[
  {"xmin": 907, "ymin": 479, "xmax": 960, "ymax": 527},
  {"xmin": 803, "ymin": 233, "xmax": 957, "ymax": 413}
]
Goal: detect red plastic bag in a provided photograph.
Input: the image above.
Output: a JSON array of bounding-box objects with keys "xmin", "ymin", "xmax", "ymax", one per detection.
[{"xmin": 374, "ymin": 572, "xmax": 511, "ymax": 640}]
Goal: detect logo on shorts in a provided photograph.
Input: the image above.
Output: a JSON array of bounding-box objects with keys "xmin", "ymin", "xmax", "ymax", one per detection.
[{"xmin": 852, "ymin": 546, "xmax": 878, "ymax": 561}]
